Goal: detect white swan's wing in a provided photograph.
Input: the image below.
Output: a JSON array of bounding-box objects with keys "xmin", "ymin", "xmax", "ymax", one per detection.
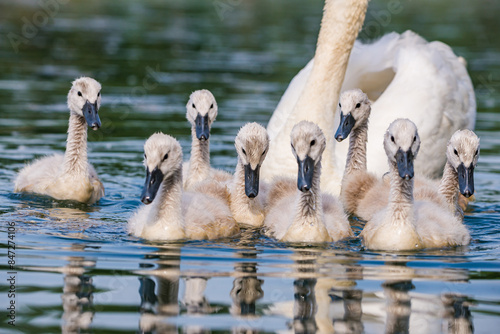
[{"xmin": 341, "ymin": 32, "xmax": 402, "ymax": 95}]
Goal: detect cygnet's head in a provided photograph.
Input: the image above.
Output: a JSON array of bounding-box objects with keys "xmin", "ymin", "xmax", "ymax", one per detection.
[
  {"xmin": 141, "ymin": 133, "xmax": 183, "ymax": 204},
  {"xmin": 67, "ymin": 77, "xmax": 102, "ymax": 130},
  {"xmin": 384, "ymin": 119, "xmax": 421, "ymax": 180},
  {"xmin": 446, "ymin": 129, "xmax": 480, "ymax": 197},
  {"xmin": 234, "ymin": 122, "xmax": 269, "ymax": 198},
  {"xmin": 186, "ymin": 89, "xmax": 218, "ymax": 141},
  {"xmin": 290, "ymin": 121, "xmax": 326, "ymax": 192},
  {"xmin": 335, "ymin": 89, "xmax": 370, "ymax": 142}
]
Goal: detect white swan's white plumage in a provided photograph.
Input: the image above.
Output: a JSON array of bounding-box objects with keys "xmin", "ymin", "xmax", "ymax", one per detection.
[
  {"xmin": 263, "ymin": 0, "xmax": 475, "ymax": 196},
  {"xmin": 14, "ymin": 77, "xmax": 104, "ymax": 204}
]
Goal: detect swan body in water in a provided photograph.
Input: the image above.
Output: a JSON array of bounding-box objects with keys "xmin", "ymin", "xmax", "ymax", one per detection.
[
  {"xmin": 128, "ymin": 133, "xmax": 239, "ymax": 241},
  {"xmin": 14, "ymin": 77, "xmax": 104, "ymax": 204},
  {"xmin": 263, "ymin": 0, "xmax": 475, "ymax": 195},
  {"xmin": 359, "ymin": 119, "xmax": 470, "ymax": 251},
  {"xmin": 264, "ymin": 121, "xmax": 353, "ymax": 243}
]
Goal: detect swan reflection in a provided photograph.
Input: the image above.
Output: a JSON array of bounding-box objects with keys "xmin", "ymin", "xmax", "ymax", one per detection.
[{"xmin": 61, "ymin": 244, "xmax": 96, "ymax": 334}]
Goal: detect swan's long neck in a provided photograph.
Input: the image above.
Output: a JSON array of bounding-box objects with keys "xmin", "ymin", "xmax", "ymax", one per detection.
[
  {"xmin": 186, "ymin": 127, "xmax": 210, "ymax": 188},
  {"xmin": 63, "ymin": 113, "xmax": 89, "ymax": 176},
  {"xmin": 264, "ymin": 0, "xmax": 368, "ymax": 195},
  {"xmin": 302, "ymin": 0, "xmax": 368, "ymax": 180},
  {"xmin": 311, "ymin": 0, "xmax": 368, "ymax": 98},
  {"xmin": 295, "ymin": 161, "xmax": 323, "ymax": 222},
  {"xmin": 154, "ymin": 167, "xmax": 185, "ymax": 235},
  {"xmin": 344, "ymin": 122, "xmax": 368, "ymax": 177},
  {"xmin": 438, "ymin": 162, "xmax": 462, "ymax": 217},
  {"xmin": 388, "ymin": 162, "xmax": 414, "ymax": 225}
]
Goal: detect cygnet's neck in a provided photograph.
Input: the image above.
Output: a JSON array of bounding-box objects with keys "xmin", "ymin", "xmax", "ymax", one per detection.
[
  {"xmin": 388, "ymin": 162, "xmax": 415, "ymax": 226},
  {"xmin": 152, "ymin": 167, "xmax": 185, "ymax": 236},
  {"xmin": 344, "ymin": 121, "xmax": 369, "ymax": 177},
  {"xmin": 438, "ymin": 162, "xmax": 462, "ymax": 218},
  {"xmin": 295, "ymin": 160, "xmax": 323, "ymax": 223},
  {"xmin": 63, "ymin": 112, "xmax": 89, "ymax": 176},
  {"xmin": 186, "ymin": 126, "xmax": 210, "ymax": 188}
]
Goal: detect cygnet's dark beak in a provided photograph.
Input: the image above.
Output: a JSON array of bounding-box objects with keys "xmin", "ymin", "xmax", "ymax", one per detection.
[
  {"xmin": 457, "ymin": 162, "xmax": 474, "ymax": 198},
  {"xmin": 83, "ymin": 100, "xmax": 101, "ymax": 130},
  {"xmin": 244, "ymin": 164, "xmax": 260, "ymax": 198},
  {"xmin": 395, "ymin": 148, "xmax": 414, "ymax": 180},
  {"xmin": 141, "ymin": 167, "xmax": 164, "ymax": 204},
  {"xmin": 297, "ymin": 155, "xmax": 315, "ymax": 192},
  {"xmin": 195, "ymin": 114, "xmax": 210, "ymax": 141},
  {"xmin": 335, "ymin": 112, "xmax": 355, "ymax": 142}
]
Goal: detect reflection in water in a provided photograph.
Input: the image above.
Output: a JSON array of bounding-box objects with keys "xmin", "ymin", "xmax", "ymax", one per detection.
[
  {"xmin": 293, "ymin": 278, "xmax": 317, "ymax": 333},
  {"xmin": 270, "ymin": 249, "xmax": 363, "ymax": 334},
  {"xmin": 362, "ymin": 261, "xmax": 474, "ymax": 334},
  {"xmin": 382, "ymin": 280, "xmax": 414, "ymax": 334},
  {"xmin": 138, "ymin": 246, "xmax": 181, "ymax": 333},
  {"xmin": 183, "ymin": 277, "xmax": 211, "ymax": 314},
  {"xmin": 182, "ymin": 276, "xmax": 212, "ymax": 334},
  {"xmin": 230, "ymin": 249, "xmax": 264, "ymax": 333},
  {"xmin": 442, "ymin": 294, "xmax": 473, "ymax": 334},
  {"xmin": 61, "ymin": 244, "xmax": 96, "ymax": 334}
]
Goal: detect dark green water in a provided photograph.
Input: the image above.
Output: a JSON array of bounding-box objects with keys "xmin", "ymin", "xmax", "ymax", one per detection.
[{"xmin": 0, "ymin": 0, "xmax": 499, "ymax": 333}]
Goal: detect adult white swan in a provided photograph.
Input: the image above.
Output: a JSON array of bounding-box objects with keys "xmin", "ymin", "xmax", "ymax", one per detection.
[{"xmin": 262, "ymin": 0, "xmax": 475, "ymax": 195}]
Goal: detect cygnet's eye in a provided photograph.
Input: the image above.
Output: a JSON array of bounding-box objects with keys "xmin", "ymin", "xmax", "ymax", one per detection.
[
  {"xmin": 192, "ymin": 103, "xmax": 196, "ymax": 109},
  {"xmin": 78, "ymin": 91, "xmax": 82, "ymax": 97},
  {"xmin": 474, "ymin": 149, "xmax": 479, "ymax": 156},
  {"xmin": 144, "ymin": 154, "xmax": 147, "ymax": 160},
  {"xmin": 355, "ymin": 103, "xmax": 361, "ymax": 108},
  {"xmin": 391, "ymin": 136, "xmax": 395, "ymax": 143},
  {"xmin": 242, "ymin": 148, "xmax": 246, "ymax": 155},
  {"xmin": 97, "ymin": 91, "xmax": 101, "ymax": 97},
  {"xmin": 261, "ymin": 149, "xmax": 266, "ymax": 156},
  {"xmin": 163, "ymin": 153, "xmax": 168, "ymax": 161},
  {"xmin": 310, "ymin": 139, "xmax": 316, "ymax": 146},
  {"xmin": 210, "ymin": 103, "xmax": 214, "ymax": 109},
  {"xmin": 413, "ymin": 136, "xmax": 416, "ymax": 143},
  {"xmin": 339, "ymin": 103, "xmax": 341, "ymax": 108},
  {"xmin": 454, "ymin": 149, "xmax": 459, "ymax": 156}
]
